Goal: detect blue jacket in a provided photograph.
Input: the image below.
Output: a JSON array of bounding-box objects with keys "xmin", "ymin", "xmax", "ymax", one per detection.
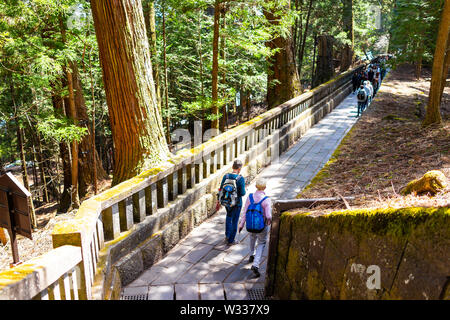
[{"xmin": 219, "ymin": 173, "xmax": 246, "ymax": 207}]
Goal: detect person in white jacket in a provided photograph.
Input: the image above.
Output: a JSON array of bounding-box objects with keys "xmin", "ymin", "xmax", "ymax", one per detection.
[{"xmin": 238, "ymin": 178, "xmax": 272, "ymax": 277}]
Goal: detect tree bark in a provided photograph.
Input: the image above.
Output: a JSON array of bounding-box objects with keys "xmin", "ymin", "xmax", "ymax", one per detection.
[
  {"xmin": 423, "ymin": 0, "xmax": 450, "ymax": 127},
  {"xmin": 439, "ymin": 30, "xmax": 450, "ymax": 102},
  {"xmin": 264, "ymin": 1, "xmax": 302, "ymax": 108},
  {"xmin": 340, "ymin": 0, "xmax": 354, "ymax": 72},
  {"xmin": 91, "ymin": 0, "xmax": 170, "ymax": 185},
  {"xmin": 314, "ymin": 35, "xmax": 335, "ymax": 87}
]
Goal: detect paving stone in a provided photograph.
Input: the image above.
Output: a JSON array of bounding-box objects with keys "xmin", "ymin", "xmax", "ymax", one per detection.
[
  {"xmin": 176, "ymin": 262, "xmax": 212, "ymax": 284},
  {"xmin": 200, "ymin": 249, "xmax": 228, "ymax": 266},
  {"xmin": 181, "ymin": 243, "xmax": 214, "ymax": 264},
  {"xmin": 175, "ymin": 284, "xmax": 199, "ymax": 300},
  {"xmin": 152, "ymin": 260, "xmax": 194, "ymax": 285},
  {"xmin": 224, "ymin": 283, "xmax": 248, "ymax": 300},
  {"xmin": 199, "ymin": 283, "xmax": 225, "ymax": 300},
  {"xmin": 201, "ymin": 232, "xmax": 227, "ymax": 246},
  {"xmin": 224, "ymin": 265, "xmax": 256, "ymax": 283},
  {"xmin": 152, "ymin": 244, "xmax": 193, "ymax": 268},
  {"xmin": 122, "ymin": 286, "xmax": 148, "ymax": 297},
  {"xmin": 148, "ymin": 285, "xmax": 174, "ymax": 300},
  {"xmin": 199, "ymin": 264, "xmax": 236, "ymax": 284},
  {"xmin": 127, "ymin": 266, "xmax": 167, "ymax": 287}
]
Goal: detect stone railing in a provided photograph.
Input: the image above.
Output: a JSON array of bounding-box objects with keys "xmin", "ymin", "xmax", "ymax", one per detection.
[
  {"xmin": 0, "ymin": 246, "xmax": 82, "ymax": 300},
  {"xmin": 0, "ymin": 64, "xmax": 364, "ymax": 300}
]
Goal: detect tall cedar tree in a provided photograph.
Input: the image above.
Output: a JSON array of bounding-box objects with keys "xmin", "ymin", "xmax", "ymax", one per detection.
[
  {"xmin": 423, "ymin": 0, "xmax": 450, "ymax": 126},
  {"xmin": 91, "ymin": 0, "xmax": 170, "ymax": 185}
]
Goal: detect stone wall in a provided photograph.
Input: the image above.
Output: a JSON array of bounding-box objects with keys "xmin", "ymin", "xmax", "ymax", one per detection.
[{"xmin": 270, "ymin": 207, "xmax": 450, "ymax": 300}]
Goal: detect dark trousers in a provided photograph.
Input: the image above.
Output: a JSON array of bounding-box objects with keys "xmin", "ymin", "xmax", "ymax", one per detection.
[
  {"xmin": 357, "ymin": 101, "xmax": 366, "ymax": 116},
  {"xmin": 225, "ymin": 205, "xmax": 242, "ymax": 243}
]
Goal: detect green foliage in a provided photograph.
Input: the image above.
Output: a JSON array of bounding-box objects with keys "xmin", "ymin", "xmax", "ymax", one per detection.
[
  {"xmin": 36, "ymin": 113, "xmax": 88, "ymax": 144},
  {"xmin": 390, "ymin": 0, "xmax": 444, "ymax": 66}
]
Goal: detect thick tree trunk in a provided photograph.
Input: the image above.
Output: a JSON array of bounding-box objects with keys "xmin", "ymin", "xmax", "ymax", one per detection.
[
  {"xmin": 423, "ymin": 0, "xmax": 450, "ymax": 127},
  {"xmin": 264, "ymin": 1, "xmax": 302, "ymax": 108},
  {"xmin": 91, "ymin": 0, "xmax": 170, "ymax": 185},
  {"xmin": 340, "ymin": 0, "xmax": 354, "ymax": 72},
  {"xmin": 211, "ymin": 0, "xmax": 221, "ymax": 129},
  {"xmin": 314, "ymin": 35, "xmax": 335, "ymax": 87}
]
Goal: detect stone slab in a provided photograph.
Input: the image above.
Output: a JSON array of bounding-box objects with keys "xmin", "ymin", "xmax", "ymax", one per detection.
[
  {"xmin": 199, "ymin": 283, "xmax": 225, "ymax": 300},
  {"xmin": 148, "ymin": 285, "xmax": 174, "ymax": 300}
]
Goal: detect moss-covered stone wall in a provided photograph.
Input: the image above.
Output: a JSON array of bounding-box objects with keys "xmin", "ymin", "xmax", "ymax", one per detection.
[{"xmin": 272, "ymin": 207, "xmax": 450, "ymax": 300}]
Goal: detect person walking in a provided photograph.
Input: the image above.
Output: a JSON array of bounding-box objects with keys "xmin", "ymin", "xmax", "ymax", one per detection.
[
  {"xmin": 217, "ymin": 160, "xmax": 246, "ymax": 245},
  {"xmin": 356, "ymin": 85, "xmax": 368, "ymax": 117},
  {"xmin": 238, "ymin": 178, "xmax": 272, "ymax": 277},
  {"xmin": 352, "ymin": 72, "xmax": 360, "ymax": 94}
]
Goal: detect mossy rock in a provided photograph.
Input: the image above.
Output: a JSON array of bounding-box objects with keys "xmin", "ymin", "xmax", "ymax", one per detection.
[{"xmin": 401, "ymin": 170, "xmax": 448, "ymax": 196}]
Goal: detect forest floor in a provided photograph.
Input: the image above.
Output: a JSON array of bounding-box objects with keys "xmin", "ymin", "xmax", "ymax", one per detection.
[
  {"xmin": 0, "ymin": 178, "xmax": 112, "ymax": 271},
  {"xmin": 296, "ymin": 64, "xmax": 450, "ymax": 214}
]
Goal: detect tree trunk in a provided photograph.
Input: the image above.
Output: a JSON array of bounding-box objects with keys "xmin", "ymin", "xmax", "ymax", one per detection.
[
  {"xmin": 60, "ymin": 17, "xmax": 80, "ymax": 208},
  {"xmin": 143, "ymin": 0, "xmax": 162, "ymax": 112},
  {"xmin": 35, "ymin": 131, "xmax": 49, "ymax": 203},
  {"xmin": 298, "ymin": 0, "xmax": 314, "ymax": 78},
  {"xmin": 91, "ymin": 0, "xmax": 170, "ymax": 185},
  {"xmin": 314, "ymin": 35, "xmax": 335, "ymax": 87},
  {"xmin": 219, "ymin": 4, "xmax": 228, "ymax": 132},
  {"xmin": 17, "ymin": 127, "xmax": 37, "ymax": 229},
  {"xmin": 211, "ymin": 0, "xmax": 221, "ymax": 129},
  {"xmin": 51, "ymin": 87, "xmax": 73, "ymax": 213},
  {"xmin": 71, "ymin": 61, "xmax": 106, "ymax": 198},
  {"xmin": 264, "ymin": 1, "xmax": 302, "ymax": 108},
  {"xmin": 66, "ymin": 69, "xmax": 80, "ymax": 208},
  {"xmin": 423, "ymin": 0, "xmax": 450, "ymax": 127},
  {"xmin": 340, "ymin": 0, "xmax": 354, "ymax": 72},
  {"xmin": 439, "ymin": 30, "xmax": 450, "ymax": 102},
  {"xmin": 162, "ymin": 1, "xmax": 171, "ymax": 144}
]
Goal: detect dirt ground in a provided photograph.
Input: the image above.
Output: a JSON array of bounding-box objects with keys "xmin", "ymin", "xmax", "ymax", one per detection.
[
  {"xmin": 0, "ymin": 178, "xmax": 112, "ymax": 271},
  {"xmin": 297, "ymin": 64, "xmax": 450, "ymax": 213}
]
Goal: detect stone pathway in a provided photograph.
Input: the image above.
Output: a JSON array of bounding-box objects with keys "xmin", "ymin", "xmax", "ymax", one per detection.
[{"xmin": 121, "ymin": 90, "xmax": 366, "ymax": 300}]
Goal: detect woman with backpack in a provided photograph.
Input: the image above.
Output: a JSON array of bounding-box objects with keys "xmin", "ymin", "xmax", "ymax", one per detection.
[{"xmin": 238, "ymin": 178, "xmax": 272, "ymax": 277}]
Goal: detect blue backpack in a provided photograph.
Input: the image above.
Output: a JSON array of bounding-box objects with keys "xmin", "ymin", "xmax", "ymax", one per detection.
[{"xmin": 245, "ymin": 194, "xmax": 268, "ymax": 233}]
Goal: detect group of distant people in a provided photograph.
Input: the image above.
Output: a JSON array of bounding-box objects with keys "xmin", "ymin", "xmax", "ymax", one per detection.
[{"xmin": 352, "ymin": 55, "xmax": 391, "ymax": 117}]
